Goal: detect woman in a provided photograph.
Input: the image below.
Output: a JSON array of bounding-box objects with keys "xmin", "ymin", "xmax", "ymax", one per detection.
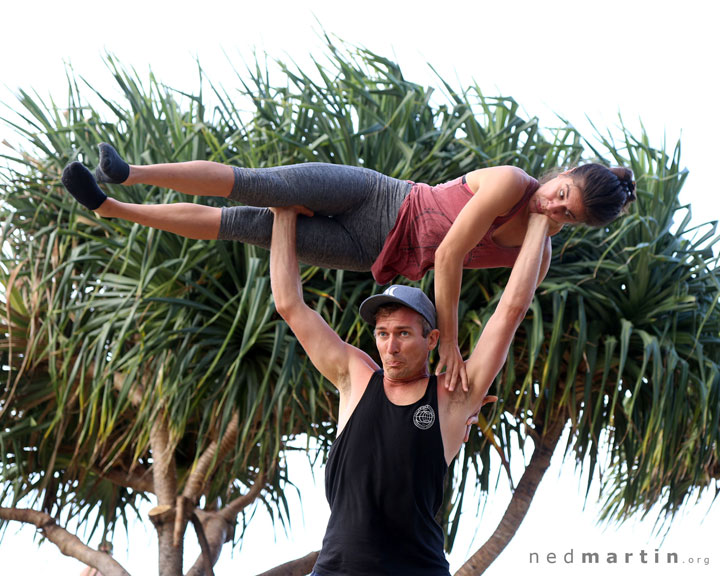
[{"xmin": 62, "ymin": 143, "xmax": 636, "ymax": 390}]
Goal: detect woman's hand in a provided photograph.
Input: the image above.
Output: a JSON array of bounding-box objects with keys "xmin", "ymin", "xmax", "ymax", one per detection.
[
  {"xmin": 436, "ymin": 337, "xmax": 468, "ymax": 392},
  {"xmin": 463, "ymin": 395, "xmax": 498, "ymax": 442}
]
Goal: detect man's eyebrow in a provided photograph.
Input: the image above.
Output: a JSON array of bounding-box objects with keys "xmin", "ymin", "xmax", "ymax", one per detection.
[{"xmin": 374, "ymin": 324, "xmax": 415, "ymax": 331}]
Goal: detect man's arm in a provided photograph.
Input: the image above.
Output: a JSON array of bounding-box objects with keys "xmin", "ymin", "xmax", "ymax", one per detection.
[
  {"xmin": 464, "ymin": 213, "xmax": 551, "ymax": 411},
  {"xmin": 270, "ymin": 208, "xmax": 377, "ymax": 392}
]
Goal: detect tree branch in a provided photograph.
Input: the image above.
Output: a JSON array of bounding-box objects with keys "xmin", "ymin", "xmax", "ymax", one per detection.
[
  {"xmin": 254, "ymin": 551, "xmax": 320, "ymax": 576},
  {"xmin": 0, "ymin": 507, "xmax": 131, "ymax": 576},
  {"xmin": 220, "ymin": 473, "xmax": 266, "ymax": 521},
  {"xmin": 184, "ymin": 511, "xmax": 233, "ymax": 576},
  {"xmin": 150, "ymin": 413, "xmax": 177, "ymax": 506},
  {"xmin": 189, "ymin": 512, "xmax": 215, "ymax": 576},
  {"xmin": 100, "ymin": 467, "xmax": 154, "ymax": 494},
  {"xmin": 113, "ymin": 372, "xmax": 145, "ymax": 407},
  {"xmin": 183, "ymin": 412, "xmax": 240, "ymax": 502},
  {"xmin": 175, "ymin": 412, "xmax": 240, "ymax": 547},
  {"xmin": 185, "ymin": 475, "xmax": 266, "ymax": 576},
  {"xmin": 454, "ymin": 416, "xmax": 566, "ymax": 576}
]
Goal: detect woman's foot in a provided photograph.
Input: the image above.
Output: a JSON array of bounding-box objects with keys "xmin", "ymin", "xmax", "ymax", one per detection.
[
  {"xmin": 62, "ymin": 162, "xmax": 108, "ymax": 210},
  {"xmin": 95, "ymin": 142, "xmax": 130, "ymax": 184}
]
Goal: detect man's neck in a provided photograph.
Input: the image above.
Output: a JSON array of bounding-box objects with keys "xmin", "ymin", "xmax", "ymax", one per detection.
[{"xmin": 383, "ymin": 370, "xmax": 429, "ymax": 388}]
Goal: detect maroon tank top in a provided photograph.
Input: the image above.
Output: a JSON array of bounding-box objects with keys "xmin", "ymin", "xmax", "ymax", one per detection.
[{"xmin": 371, "ymin": 175, "xmax": 539, "ymax": 284}]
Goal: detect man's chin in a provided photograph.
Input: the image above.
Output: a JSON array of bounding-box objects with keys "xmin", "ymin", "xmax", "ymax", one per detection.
[
  {"xmin": 384, "ymin": 367, "xmax": 404, "ymax": 378},
  {"xmin": 382, "ymin": 363, "xmax": 406, "ymax": 378}
]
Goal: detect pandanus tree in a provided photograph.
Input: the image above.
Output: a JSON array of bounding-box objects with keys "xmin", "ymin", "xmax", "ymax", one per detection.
[{"xmin": 1, "ymin": 39, "xmax": 718, "ymax": 575}]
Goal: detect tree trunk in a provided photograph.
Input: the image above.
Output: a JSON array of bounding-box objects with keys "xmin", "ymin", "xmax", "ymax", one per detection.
[
  {"xmin": 149, "ymin": 415, "xmax": 183, "ymax": 576},
  {"xmin": 455, "ymin": 417, "xmax": 566, "ymax": 576}
]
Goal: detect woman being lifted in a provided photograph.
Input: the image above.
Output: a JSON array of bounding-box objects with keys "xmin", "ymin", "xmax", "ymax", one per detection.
[{"xmin": 62, "ymin": 144, "xmax": 636, "ymax": 390}]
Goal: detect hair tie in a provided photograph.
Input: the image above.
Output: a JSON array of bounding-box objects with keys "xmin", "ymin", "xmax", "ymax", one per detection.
[{"xmin": 623, "ymin": 179, "xmax": 636, "ymax": 203}]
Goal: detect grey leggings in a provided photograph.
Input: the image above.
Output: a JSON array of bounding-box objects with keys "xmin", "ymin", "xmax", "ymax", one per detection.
[{"xmin": 218, "ymin": 163, "xmax": 412, "ymax": 271}]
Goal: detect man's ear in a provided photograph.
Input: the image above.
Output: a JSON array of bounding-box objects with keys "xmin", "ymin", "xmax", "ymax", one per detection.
[{"xmin": 427, "ymin": 328, "xmax": 440, "ymax": 350}]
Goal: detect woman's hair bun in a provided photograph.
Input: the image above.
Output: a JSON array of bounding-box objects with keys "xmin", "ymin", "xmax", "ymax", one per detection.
[{"xmin": 611, "ymin": 166, "xmax": 636, "ymax": 205}]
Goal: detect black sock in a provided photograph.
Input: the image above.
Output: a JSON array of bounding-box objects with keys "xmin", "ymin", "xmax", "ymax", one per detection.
[
  {"xmin": 95, "ymin": 142, "xmax": 130, "ymax": 184},
  {"xmin": 62, "ymin": 162, "xmax": 107, "ymax": 210}
]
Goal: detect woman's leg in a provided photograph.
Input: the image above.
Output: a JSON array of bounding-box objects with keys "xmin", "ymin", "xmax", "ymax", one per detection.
[
  {"xmin": 97, "ymin": 199, "xmax": 221, "ymax": 240},
  {"xmin": 96, "ymin": 142, "xmax": 234, "ymax": 197},
  {"xmin": 97, "ymin": 144, "xmax": 401, "ymax": 216},
  {"xmin": 68, "ymin": 147, "xmax": 411, "ymax": 263},
  {"xmin": 62, "ymin": 162, "xmax": 222, "ymax": 239},
  {"xmin": 219, "ymin": 163, "xmax": 412, "ymax": 269},
  {"xmin": 227, "ymin": 163, "xmax": 397, "ymax": 215},
  {"xmin": 219, "ymin": 207, "xmax": 377, "ymax": 271},
  {"xmin": 123, "ymin": 162, "xmax": 234, "ymax": 197}
]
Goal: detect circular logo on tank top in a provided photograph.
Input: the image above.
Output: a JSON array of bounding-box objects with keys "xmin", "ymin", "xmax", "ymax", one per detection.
[{"xmin": 413, "ymin": 404, "xmax": 435, "ymax": 430}]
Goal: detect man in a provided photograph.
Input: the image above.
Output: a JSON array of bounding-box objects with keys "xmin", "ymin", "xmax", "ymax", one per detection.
[{"xmin": 270, "ymin": 207, "xmax": 551, "ymax": 576}]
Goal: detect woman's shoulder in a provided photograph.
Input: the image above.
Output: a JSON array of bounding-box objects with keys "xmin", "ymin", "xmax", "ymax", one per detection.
[{"xmin": 464, "ymin": 166, "xmax": 535, "ymax": 196}]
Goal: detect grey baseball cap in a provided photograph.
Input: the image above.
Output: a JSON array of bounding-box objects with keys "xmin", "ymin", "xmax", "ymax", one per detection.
[{"xmin": 359, "ymin": 285, "xmax": 437, "ymax": 329}]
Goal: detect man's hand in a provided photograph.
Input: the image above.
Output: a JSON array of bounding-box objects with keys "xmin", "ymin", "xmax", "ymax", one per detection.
[
  {"xmin": 463, "ymin": 395, "xmax": 498, "ymax": 442},
  {"xmin": 436, "ymin": 337, "xmax": 468, "ymax": 393},
  {"xmin": 270, "ymin": 205, "xmax": 314, "ymax": 217}
]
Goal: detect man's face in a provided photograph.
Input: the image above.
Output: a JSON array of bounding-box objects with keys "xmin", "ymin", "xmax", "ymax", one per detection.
[{"xmin": 374, "ymin": 307, "xmax": 438, "ymax": 380}]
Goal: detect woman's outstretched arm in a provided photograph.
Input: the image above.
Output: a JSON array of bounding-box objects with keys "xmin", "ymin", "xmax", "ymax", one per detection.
[{"xmin": 434, "ymin": 166, "xmax": 531, "ymax": 392}]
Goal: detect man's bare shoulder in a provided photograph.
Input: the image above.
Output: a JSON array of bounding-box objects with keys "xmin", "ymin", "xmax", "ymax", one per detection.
[{"xmin": 333, "ymin": 353, "xmax": 380, "ymax": 435}]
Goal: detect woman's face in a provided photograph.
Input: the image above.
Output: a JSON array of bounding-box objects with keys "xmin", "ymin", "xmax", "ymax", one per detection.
[{"xmin": 529, "ymin": 174, "xmax": 587, "ymax": 225}]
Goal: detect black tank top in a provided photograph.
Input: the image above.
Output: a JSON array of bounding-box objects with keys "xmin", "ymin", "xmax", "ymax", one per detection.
[{"xmin": 313, "ymin": 371, "xmax": 450, "ymax": 576}]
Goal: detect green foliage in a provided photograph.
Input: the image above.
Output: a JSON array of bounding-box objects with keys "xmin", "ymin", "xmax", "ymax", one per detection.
[
  {"xmin": 1, "ymin": 38, "xmax": 718, "ymax": 555},
  {"xmin": 454, "ymin": 127, "xmax": 720, "ymax": 534}
]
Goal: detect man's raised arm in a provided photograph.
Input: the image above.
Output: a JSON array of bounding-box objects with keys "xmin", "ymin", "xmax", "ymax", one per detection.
[
  {"xmin": 464, "ymin": 213, "xmax": 552, "ymax": 410},
  {"xmin": 269, "ymin": 208, "xmax": 374, "ymax": 391}
]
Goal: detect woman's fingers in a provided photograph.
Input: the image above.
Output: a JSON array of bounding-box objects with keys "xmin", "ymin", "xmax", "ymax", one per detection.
[
  {"xmin": 436, "ymin": 344, "xmax": 465, "ymax": 392},
  {"xmin": 463, "ymin": 395, "xmax": 498, "ymax": 442},
  {"xmin": 481, "ymin": 395, "xmax": 498, "ymax": 407}
]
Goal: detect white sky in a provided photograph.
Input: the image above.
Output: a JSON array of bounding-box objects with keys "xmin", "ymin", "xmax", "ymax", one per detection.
[{"xmin": 1, "ymin": 1, "xmax": 718, "ymax": 575}]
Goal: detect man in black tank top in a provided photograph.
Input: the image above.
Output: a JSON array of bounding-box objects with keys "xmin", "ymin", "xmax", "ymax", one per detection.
[{"xmin": 270, "ymin": 208, "xmax": 552, "ymax": 575}]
